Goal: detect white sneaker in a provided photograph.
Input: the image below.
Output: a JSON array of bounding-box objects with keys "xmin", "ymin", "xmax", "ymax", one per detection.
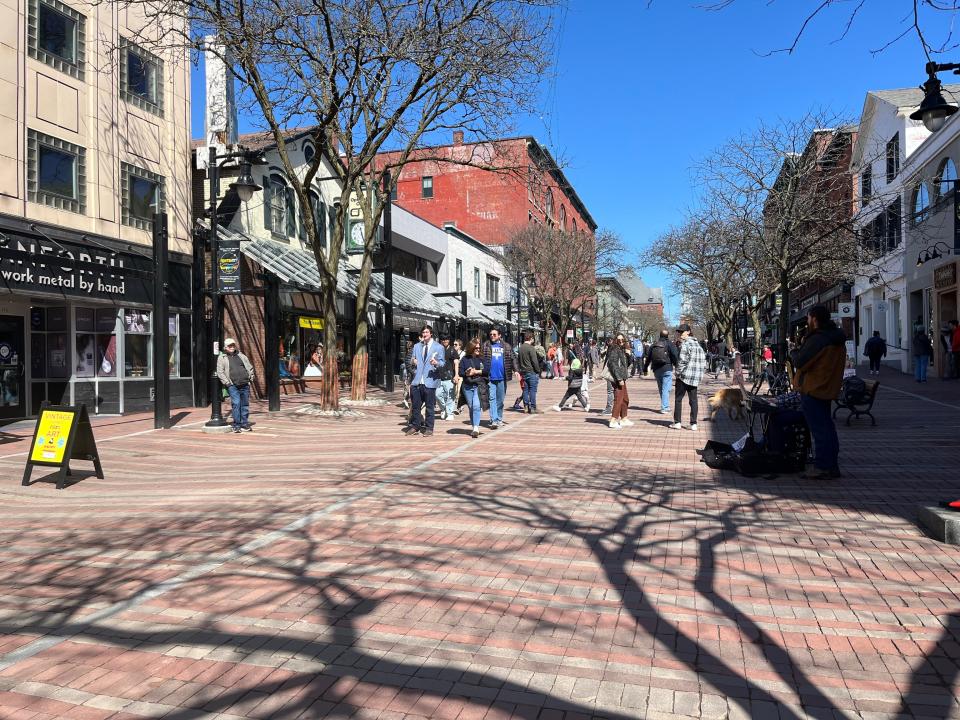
[
  {"xmin": 584, "ymin": 404, "xmax": 591, "ymax": 412},
  {"xmin": 609, "ymin": 420, "xmax": 621, "ymax": 429},
  {"xmin": 551, "ymin": 405, "xmax": 562, "ymax": 412},
  {"xmin": 620, "ymin": 418, "xmax": 635, "ymax": 427},
  {"xmin": 669, "ymin": 422, "xmax": 682, "ymax": 430},
  {"xmin": 688, "ymin": 424, "xmax": 698, "ymax": 431},
  {"xmin": 441, "ymin": 410, "xmax": 448, "ymax": 420}
]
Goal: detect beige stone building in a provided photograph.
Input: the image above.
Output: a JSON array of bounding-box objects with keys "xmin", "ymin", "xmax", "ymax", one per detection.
[{"xmin": 0, "ymin": 0, "xmax": 194, "ymax": 419}]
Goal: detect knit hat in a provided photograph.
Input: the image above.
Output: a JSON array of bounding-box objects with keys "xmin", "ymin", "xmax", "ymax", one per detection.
[{"xmin": 571, "ymin": 358, "xmax": 581, "ymax": 370}]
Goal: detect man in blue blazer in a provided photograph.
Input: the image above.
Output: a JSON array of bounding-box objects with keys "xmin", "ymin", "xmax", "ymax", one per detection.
[{"xmin": 405, "ymin": 325, "xmax": 446, "ymax": 437}]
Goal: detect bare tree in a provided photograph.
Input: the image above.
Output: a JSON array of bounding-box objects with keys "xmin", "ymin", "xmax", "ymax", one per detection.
[
  {"xmin": 503, "ymin": 225, "xmax": 627, "ymax": 345},
  {"xmin": 115, "ymin": 0, "xmax": 558, "ymax": 408},
  {"xmin": 625, "ymin": 306, "xmax": 666, "ymax": 342}
]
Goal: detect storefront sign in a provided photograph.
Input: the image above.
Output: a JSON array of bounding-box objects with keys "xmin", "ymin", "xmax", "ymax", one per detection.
[
  {"xmin": 217, "ymin": 240, "xmax": 242, "ymax": 294},
  {"xmin": 0, "ymin": 229, "xmax": 191, "ymax": 306},
  {"xmin": 934, "ymin": 262, "xmax": 957, "ymax": 290},
  {"xmin": 836, "ymin": 303, "xmax": 855, "ymax": 318},
  {"xmin": 21, "ymin": 403, "xmax": 103, "ymax": 490},
  {"xmin": 298, "ymin": 316, "xmax": 324, "ymax": 330},
  {"xmin": 800, "ymin": 295, "xmax": 818, "ymax": 310}
]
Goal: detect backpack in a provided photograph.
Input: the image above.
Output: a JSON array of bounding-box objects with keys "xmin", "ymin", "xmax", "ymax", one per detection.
[
  {"xmin": 649, "ymin": 341, "xmax": 670, "ymax": 369},
  {"xmin": 841, "ymin": 376, "xmax": 868, "ymax": 404}
]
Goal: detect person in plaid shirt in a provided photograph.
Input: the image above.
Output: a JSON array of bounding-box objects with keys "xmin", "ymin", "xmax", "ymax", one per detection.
[{"xmin": 670, "ymin": 324, "xmax": 706, "ymax": 431}]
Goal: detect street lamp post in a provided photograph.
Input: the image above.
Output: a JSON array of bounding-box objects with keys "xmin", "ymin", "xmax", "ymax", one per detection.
[
  {"xmin": 910, "ymin": 61, "xmax": 960, "ymax": 132},
  {"xmin": 205, "ymin": 146, "xmax": 262, "ymax": 429}
]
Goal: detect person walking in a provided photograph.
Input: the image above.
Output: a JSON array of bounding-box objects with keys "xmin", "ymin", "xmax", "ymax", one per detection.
[
  {"xmin": 606, "ymin": 333, "xmax": 631, "ymax": 428},
  {"xmin": 459, "ymin": 339, "xmax": 489, "ymax": 438},
  {"xmin": 645, "ymin": 329, "xmax": 679, "ymax": 414},
  {"xmin": 596, "ymin": 338, "xmax": 616, "ymax": 416},
  {"xmin": 630, "ymin": 337, "xmax": 645, "ymax": 378},
  {"xmin": 584, "ymin": 338, "xmax": 597, "ymax": 379},
  {"xmin": 669, "ymin": 324, "xmax": 705, "ymax": 431},
  {"xmin": 435, "ymin": 334, "xmax": 457, "ymax": 420},
  {"xmin": 790, "ymin": 304, "xmax": 846, "ymax": 479},
  {"xmin": 481, "ymin": 327, "xmax": 516, "ymax": 429},
  {"xmin": 913, "ymin": 329, "xmax": 934, "ymax": 383},
  {"xmin": 451, "ymin": 338, "xmax": 465, "ymax": 414},
  {"xmin": 405, "ymin": 325, "xmax": 446, "ymax": 437},
  {"xmin": 552, "ymin": 358, "xmax": 589, "ymax": 411},
  {"xmin": 864, "ymin": 330, "xmax": 887, "ymax": 376},
  {"xmin": 552, "ymin": 343, "xmax": 564, "ymax": 379},
  {"xmin": 216, "ymin": 338, "xmax": 255, "ymax": 433},
  {"xmin": 518, "ymin": 331, "xmax": 542, "ymax": 413}
]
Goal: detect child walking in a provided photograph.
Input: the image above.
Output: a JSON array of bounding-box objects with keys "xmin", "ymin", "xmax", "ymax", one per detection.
[{"xmin": 552, "ymin": 358, "xmax": 589, "ymax": 411}]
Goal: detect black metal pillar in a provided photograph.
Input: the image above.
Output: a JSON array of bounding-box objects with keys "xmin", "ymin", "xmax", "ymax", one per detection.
[
  {"xmin": 382, "ymin": 171, "xmax": 395, "ymax": 392},
  {"xmin": 192, "ymin": 208, "xmax": 208, "ymax": 408},
  {"xmin": 264, "ymin": 272, "xmax": 281, "ymax": 411},
  {"xmin": 206, "ymin": 146, "xmax": 228, "ymax": 427},
  {"xmin": 152, "ymin": 212, "xmax": 170, "ymax": 429}
]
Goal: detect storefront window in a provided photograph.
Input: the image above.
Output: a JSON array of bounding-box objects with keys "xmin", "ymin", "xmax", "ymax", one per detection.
[
  {"xmin": 43, "ymin": 306, "xmax": 69, "ymax": 379},
  {"xmin": 123, "ymin": 308, "xmax": 150, "ymax": 377},
  {"xmin": 168, "ymin": 314, "xmax": 178, "ymax": 376}
]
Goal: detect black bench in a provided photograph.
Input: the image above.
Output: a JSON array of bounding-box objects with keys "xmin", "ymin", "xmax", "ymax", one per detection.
[{"xmin": 832, "ymin": 378, "xmax": 879, "ymax": 426}]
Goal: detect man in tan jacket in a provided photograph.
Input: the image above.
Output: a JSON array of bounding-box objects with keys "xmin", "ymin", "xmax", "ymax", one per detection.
[{"xmin": 790, "ymin": 305, "xmax": 846, "ymax": 479}]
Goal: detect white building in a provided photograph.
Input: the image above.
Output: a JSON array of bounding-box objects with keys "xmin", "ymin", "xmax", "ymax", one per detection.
[{"xmin": 850, "ymin": 87, "xmax": 947, "ymax": 371}]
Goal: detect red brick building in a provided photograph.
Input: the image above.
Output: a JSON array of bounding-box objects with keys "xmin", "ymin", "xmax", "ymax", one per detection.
[{"xmin": 377, "ymin": 133, "xmax": 597, "ymax": 246}]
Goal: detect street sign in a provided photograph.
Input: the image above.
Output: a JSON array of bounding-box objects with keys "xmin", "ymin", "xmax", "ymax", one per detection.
[
  {"xmin": 217, "ymin": 241, "xmax": 242, "ymax": 293},
  {"xmin": 21, "ymin": 403, "xmax": 104, "ymax": 490},
  {"xmin": 876, "ymin": 301, "xmax": 888, "ymax": 313},
  {"xmin": 836, "ymin": 303, "xmax": 855, "ymax": 318}
]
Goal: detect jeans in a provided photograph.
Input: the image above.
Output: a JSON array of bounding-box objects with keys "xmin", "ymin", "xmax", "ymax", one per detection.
[
  {"xmin": 612, "ymin": 382, "xmax": 630, "ymax": 419},
  {"xmin": 603, "ymin": 380, "xmax": 614, "ymax": 413},
  {"xmin": 522, "ymin": 372, "xmax": 539, "ymax": 409},
  {"xmin": 914, "ymin": 355, "xmax": 929, "ymax": 382},
  {"xmin": 800, "ymin": 394, "xmax": 839, "ymax": 471},
  {"xmin": 462, "ymin": 384, "xmax": 482, "ymax": 427},
  {"xmin": 674, "ymin": 380, "xmax": 698, "ymax": 425},
  {"xmin": 630, "ymin": 357, "xmax": 643, "ymax": 376},
  {"xmin": 227, "ymin": 383, "xmax": 250, "ymax": 428},
  {"xmin": 437, "ymin": 379, "xmax": 455, "ymax": 415},
  {"xmin": 489, "ymin": 379, "xmax": 506, "ymax": 423},
  {"xmin": 410, "ymin": 384, "xmax": 436, "ymax": 431},
  {"xmin": 654, "ymin": 366, "xmax": 673, "ymax": 411},
  {"xmin": 868, "ymin": 355, "xmax": 882, "ymax": 372},
  {"xmin": 559, "ymin": 388, "xmax": 588, "ymax": 408}
]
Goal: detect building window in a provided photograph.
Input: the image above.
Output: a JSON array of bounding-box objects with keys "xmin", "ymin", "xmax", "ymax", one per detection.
[
  {"xmin": 885, "ymin": 133, "xmax": 900, "ymax": 184},
  {"xmin": 455, "ymin": 259, "xmax": 463, "ymax": 293},
  {"xmin": 120, "ymin": 38, "xmax": 164, "ymax": 116},
  {"xmin": 545, "ymin": 189, "xmax": 554, "ymax": 220},
  {"xmin": 559, "ymin": 205, "xmax": 566, "ymax": 231},
  {"xmin": 935, "ymin": 157, "xmax": 957, "ymax": 201},
  {"xmin": 73, "ymin": 307, "xmax": 117, "ymax": 379},
  {"xmin": 884, "ymin": 198, "xmax": 902, "ymax": 253},
  {"xmin": 911, "ymin": 182, "xmax": 930, "ymax": 225},
  {"xmin": 473, "ymin": 267, "xmax": 480, "ymax": 299},
  {"xmin": 421, "ymin": 176, "xmax": 433, "ymax": 199},
  {"xmin": 485, "ymin": 274, "xmax": 499, "ymax": 304},
  {"xmin": 123, "ymin": 309, "xmax": 151, "ymax": 378},
  {"xmin": 27, "ymin": 129, "xmax": 86, "ymax": 214},
  {"xmin": 861, "ymin": 167, "xmax": 872, "ymax": 202},
  {"xmin": 390, "ymin": 183, "xmax": 398, "ymax": 201},
  {"xmin": 264, "ymin": 174, "xmax": 295, "ymax": 239},
  {"xmin": 28, "ymin": 0, "xmax": 84, "ymax": 80},
  {"xmin": 305, "ymin": 191, "xmax": 326, "ymax": 250},
  {"xmin": 572, "ymin": 218, "xmax": 578, "ymax": 234},
  {"xmin": 302, "ymin": 143, "xmax": 315, "ymax": 164},
  {"xmin": 121, "ymin": 162, "xmax": 164, "ymax": 231}
]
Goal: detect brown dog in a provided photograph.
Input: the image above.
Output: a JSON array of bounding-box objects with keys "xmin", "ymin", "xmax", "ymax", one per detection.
[{"xmin": 706, "ymin": 388, "xmax": 745, "ymax": 421}]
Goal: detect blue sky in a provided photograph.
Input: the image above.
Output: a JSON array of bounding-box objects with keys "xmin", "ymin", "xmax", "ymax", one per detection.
[{"xmin": 189, "ymin": 1, "xmax": 943, "ymax": 320}]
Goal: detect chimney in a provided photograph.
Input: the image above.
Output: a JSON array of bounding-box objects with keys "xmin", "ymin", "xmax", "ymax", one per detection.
[
  {"xmin": 453, "ymin": 130, "xmax": 464, "ymax": 145},
  {"xmin": 204, "ymin": 36, "xmax": 238, "ymax": 147}
]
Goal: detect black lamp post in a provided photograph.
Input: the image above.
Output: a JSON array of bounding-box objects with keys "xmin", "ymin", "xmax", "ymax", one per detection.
[
  {"xmin": 910, "ymin": 61, "xmax": 960, "ymax": 132},
  {"xmin": 205, "ymin": 146, "xmax": 263, "ymax": 429}
]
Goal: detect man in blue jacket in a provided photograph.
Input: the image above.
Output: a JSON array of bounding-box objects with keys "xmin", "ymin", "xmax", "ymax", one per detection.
[
  {"xmin": 405, "ymin": 325, "xmax": 446, "ymax": 437},
  {"xmin": 630, "ymin": 337, "xmax": 645, "ymax": 377}
]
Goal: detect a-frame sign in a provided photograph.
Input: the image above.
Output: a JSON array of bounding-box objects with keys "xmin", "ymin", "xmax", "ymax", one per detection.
[{"xmin": 21, "ymin": 403, "xmax": 104, "ymax": 490}]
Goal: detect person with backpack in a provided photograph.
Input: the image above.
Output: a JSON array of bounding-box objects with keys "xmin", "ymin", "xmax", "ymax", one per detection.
[
  {"xmin": 864, "ymin": 330, "xmax": 887, "ymax": 376},
  {"xmin": 669, "ymin": 324, "xmax": 705, "ymax": 431},
  {"xmin": 645, "ymin": 329, "xmax": 680, "ymax": 414}
]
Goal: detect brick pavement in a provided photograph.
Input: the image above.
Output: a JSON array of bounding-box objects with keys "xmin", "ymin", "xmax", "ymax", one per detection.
[{"xmin": 0, "ymin": 371, "xmax": 958, "ymax": 719}]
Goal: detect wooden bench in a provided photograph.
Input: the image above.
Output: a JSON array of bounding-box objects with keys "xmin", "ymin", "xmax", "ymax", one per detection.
[{"xmin": 832, "ymin": 378, "xmax": 879, "ymax": 426}]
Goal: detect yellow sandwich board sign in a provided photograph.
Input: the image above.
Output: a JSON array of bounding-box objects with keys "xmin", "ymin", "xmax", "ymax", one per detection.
[{"xmin": 22, "ymin": 403, "xmax": 103, "ymax": 490}]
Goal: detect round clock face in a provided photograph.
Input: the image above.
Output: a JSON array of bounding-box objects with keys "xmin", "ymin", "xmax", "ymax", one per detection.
[{"xmin": 350, "ymin": 222, "xmax": 365, "ymax": 247}]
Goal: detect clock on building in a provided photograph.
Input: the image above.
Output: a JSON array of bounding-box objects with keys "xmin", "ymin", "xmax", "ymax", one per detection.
[{"xmin": 348, "ymin": 221, "xmax": 365, "ymax": 253}]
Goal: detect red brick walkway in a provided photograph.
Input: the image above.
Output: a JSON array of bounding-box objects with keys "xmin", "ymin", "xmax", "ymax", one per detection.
[{"xmin": 0, "ymin": 372, "xmax": 958, "ymax": 719}]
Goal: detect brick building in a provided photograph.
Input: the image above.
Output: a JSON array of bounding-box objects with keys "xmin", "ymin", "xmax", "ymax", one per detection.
[{"xmin": 377, "ymin": 133, "xmax": 597, "ymax": 247}]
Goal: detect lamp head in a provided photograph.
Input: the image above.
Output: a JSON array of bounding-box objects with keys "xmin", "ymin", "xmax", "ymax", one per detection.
[
  {"xmin": 229, "ymin": 160, "xmax": 261, "ymax": 203},
  {"xmin": 910, "ymin": 74, "xmax": 958, "ymax": 132}
]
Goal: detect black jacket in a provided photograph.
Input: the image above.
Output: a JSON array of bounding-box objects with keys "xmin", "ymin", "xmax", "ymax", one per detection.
[
  {"xmin": 607, "ymin": 344, "xmax": 629, "ymax": 382},
  {"xmin": 644, "ymin": 339, "xmax": 679, "ymax": 372}
]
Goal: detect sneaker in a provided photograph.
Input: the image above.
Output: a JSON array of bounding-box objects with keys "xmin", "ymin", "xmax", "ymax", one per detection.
[
  {"xmin": 688, "ymin": 424, "xmax": 698, "ymax": 431},
  {"xmin": 551, "ymin": 405, "xmax": 562, "ymax": 412},
  {"xmin": 490, "ymin": 421, "xmax": 500, "ymax": 429},
  {"xmin": 600, "ymin": 411, "xmax": 612, "ymax": 417},
  {"xmin": 620, "ymin": 418, "xmax": 635, "ymax": 427},
  {"xmin": 471, "ymin": 428, "xmax": 480, "ymax": 438},
  {"xmin": 658, "ymin": 409, "xmax": 667, "ymax": 414},
  {"xmin": 404, "ymin": 426, "xmax": 420, "ymax": 436},
  {"xmin": 241, "ymin": 425, "xmax": 253, "ymax": 432},
  {"xmin": 800, "ymin": 467, "xmax": 832, "ymax": 480},
  {"xmin": 422, "ymin": 429, "xmax": 434, "ymax": 437},
  {"xmin": 584, "ymin": 405, "xmax": 591, "ymax": 412},
  {"xmin": 609, "ymin": 420, "xmax": 622, "ymax": 430},
  {"xmin": 669, "ymin": 422, "xmax": 682, "ymax": 430},
  {"xmin": 441, "ymin": 410, "xmax": 448, "ymax": 420},
  {"xmin": 232, "ymin": 426, "xmax": 242, "ymax": 433}
]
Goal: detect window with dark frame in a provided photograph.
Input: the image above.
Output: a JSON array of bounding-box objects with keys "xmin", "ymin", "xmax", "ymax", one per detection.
[
  {"xmin": 861, "ymin": 167, "xmax": 872, "ymax": 202},
  {"xmin": 912, "ymin": 183, "xmax": 930, "ymax": 225},
  {"xmin": 473, "ymin": 267, "xmax": 480, "ymax": 298},
  {"xmin": 886, "ymin": 133, "xmax": 900, "ymax": 184},
  {"xmin": 421, "ymin": 176, "xmax": 433, "ymax": 199},
  {"xmin": 121, "ymin": 162, "xmax": 164, "ymax": 230},
  {"xmin": 485, "ymin": 275, "xmax": 499, "ymax": 304},
  {"xmin": 27, "ymin": 129, "xmax": 86, "ymax": 214},
  {"xmin": 455, "ymin": 259, "xmax": 463, "ymax": 293},
  {"xmin": 936, "ymin": 157, "xmax": 958, "ymax": 201},
  {"xmin": 28, "ymin": 0, "xmax": 84, "ymax": 80}
]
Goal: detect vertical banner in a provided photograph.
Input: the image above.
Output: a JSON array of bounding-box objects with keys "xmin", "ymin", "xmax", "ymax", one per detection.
[
  {"xmin": 954, "ymin": 179, "xmax": 960, "ymax": 252},
  {"xmin": 217, "ymin": 240, "xmax": 242, "ymax": 293}
]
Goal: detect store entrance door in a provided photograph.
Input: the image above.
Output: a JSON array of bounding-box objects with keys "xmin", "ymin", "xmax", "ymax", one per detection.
[{"xmin": 0, "ymin": 315, "xmax": 26, "ymax": 421}]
